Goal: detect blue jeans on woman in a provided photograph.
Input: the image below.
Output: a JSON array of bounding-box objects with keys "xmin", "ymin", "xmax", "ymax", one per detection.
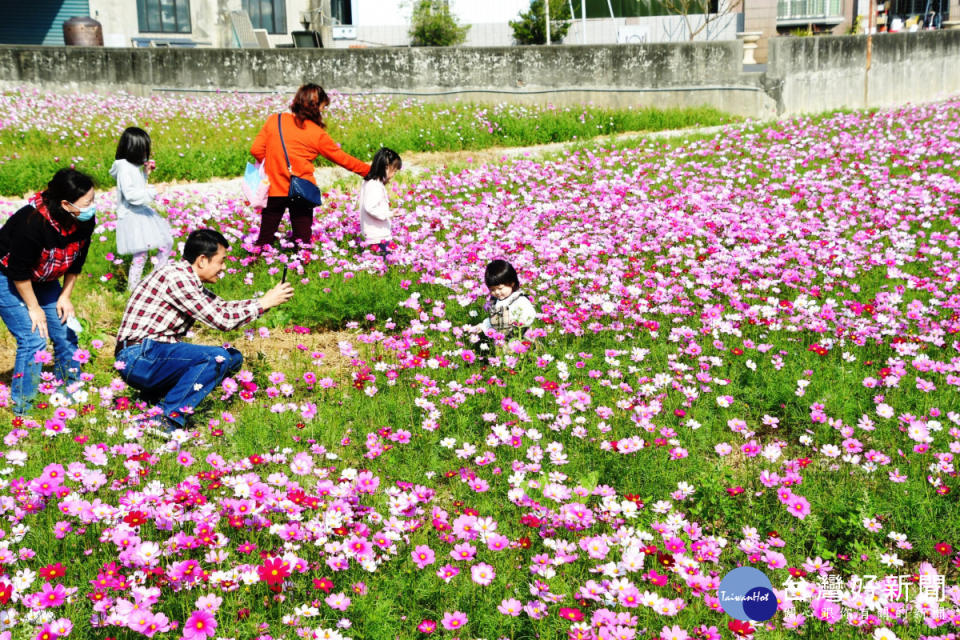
[
  {"xmin": 0, "ymin": 271, "xmax": 79, "ymax": 414},
  {"xmin": 116, "ymin": 340, "xmax": 243, "ymax": 428}
]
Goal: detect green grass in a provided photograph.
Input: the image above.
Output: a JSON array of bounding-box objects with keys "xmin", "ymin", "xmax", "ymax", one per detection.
[{"xmin": 0, "ymin": 88, "xmax": 735, "ymax": 196}]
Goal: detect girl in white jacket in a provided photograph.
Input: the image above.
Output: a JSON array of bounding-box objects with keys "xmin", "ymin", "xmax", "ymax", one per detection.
[
  {"xmin": 357, "ymin": 147, "xmax": 402, "ymax": 260},
  {"xmin": 110, "ymin": 127, "xmax": 173, "ymax": 292}
]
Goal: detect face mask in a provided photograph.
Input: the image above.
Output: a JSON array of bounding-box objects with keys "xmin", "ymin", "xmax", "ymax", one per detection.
[{"xmin": 73, "ymin": 204, "xmax": 96, "ymax": 222}]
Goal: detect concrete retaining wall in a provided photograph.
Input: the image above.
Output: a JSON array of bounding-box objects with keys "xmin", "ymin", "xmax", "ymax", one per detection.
[
  {"xmin": 0, "ymin": 31, "xmax": 958, "ymax": 119},
  {"xmin": 767, "ymin": 30, "xmax": 960, "ymax": 114}
]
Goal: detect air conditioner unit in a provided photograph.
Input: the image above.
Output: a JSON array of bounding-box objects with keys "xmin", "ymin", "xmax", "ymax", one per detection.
[{"xmin": 332, "ymin": 25, "xmax": 357, "ymax": 39}]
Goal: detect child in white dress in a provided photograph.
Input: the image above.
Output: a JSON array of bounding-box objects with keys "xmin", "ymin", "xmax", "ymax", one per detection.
[
  {"xmin": 110, "ymin": 127, "xmax": 174, "ymax": 292},
  {"xmin": 357, "ymin": 147, "xmax": 402, "ymax": 260}
]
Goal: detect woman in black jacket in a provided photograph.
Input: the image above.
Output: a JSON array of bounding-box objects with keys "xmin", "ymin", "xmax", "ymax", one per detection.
[{"xmin": 0, "ymin": 168, "xmax": 96, "ymax": 414}]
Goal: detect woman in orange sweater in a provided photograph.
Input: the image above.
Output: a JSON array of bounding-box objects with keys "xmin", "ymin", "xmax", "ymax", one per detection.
[{"xmin": 250, "ymin": 84, "xmax": 370, "ymax": 248}]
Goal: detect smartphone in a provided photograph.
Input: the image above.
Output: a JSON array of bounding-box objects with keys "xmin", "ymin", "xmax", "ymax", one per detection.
[{"xmin": 281, "ymin": 265, "xmax": 288, "ymax": 283}]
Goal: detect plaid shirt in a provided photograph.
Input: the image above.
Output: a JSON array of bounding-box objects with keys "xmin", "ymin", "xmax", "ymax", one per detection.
[{"xmin": 116, "ymin": 261, "xmax": 262, "ymax": 345}]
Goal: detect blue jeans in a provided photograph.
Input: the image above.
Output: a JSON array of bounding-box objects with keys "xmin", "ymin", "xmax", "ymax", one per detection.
[
  {"xmin": 116, "ymin": 339, "xmax": 243, "ymax": 426},
  {"xmin": 0, "ymin": 271, "xmax": 79, "ymax": 414}
]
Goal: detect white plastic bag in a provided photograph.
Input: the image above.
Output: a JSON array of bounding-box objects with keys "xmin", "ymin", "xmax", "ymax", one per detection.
[{"xmin": 242, "ymin": 161, "xmax": 269, "ymax": 209}]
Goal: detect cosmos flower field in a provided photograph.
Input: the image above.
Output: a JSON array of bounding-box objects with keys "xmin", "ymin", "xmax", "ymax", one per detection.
[{"xmin": 0, "ymin": 96, "xmax": 958, "ymax": 640}]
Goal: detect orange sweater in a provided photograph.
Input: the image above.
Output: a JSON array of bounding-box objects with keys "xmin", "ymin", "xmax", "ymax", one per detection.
[{"xmin": 250, "ymin": 113, "xmax": 370, "ymax": 198}]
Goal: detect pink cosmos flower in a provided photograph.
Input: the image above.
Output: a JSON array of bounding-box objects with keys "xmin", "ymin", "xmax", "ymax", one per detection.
[
  {"xmin": 450, "ymin": 542, "xmax": 477, "ymax": 561},
  {"xmin": 810, "ymin": 597, "xmax": 843, "ymax": 623},
  {"xmin": 128, "ymin": 610, "xmax": 155, "ymax": 634},
  {"xmin": 788, "ymin": 495, "xmax": 811, "ymax": 519},
  {"xmin": 143, "ymin": 611, "xmax": 170, "ymax": 637},
  {"xmin": 498, "ymin": 598, "xmax": 523, "ymax": 616},
  {"xmin": 195, "ymin": 594, "xmax": 222, "ymax": 612},
  {"xmin": 470, "ymin": 562, "xmax": 495, "ymax": 586},
  {"xmin": 693, "ymin": 626, "xmax": 721, "ymax": 640},
  {"xmin": 436, "ymin": 564, "xmax": 460, "ymax": 583},
  {"xmin": 487, "ymin": 534, "xmax": 510, "ymax": 551},
  {"xmin": 441, "ymin": 611, "xmax": 467, "ymax": 631},
  {"xmin": 664, "ymin": 537, "xmax": 686, "ymax": 553},
  {"xmin": 660, "ymin": 625, "xmax": 689, "ymax": 640},
  {"xmin": 325, "ymin": 592, "xmax": 352, "ymax": 611},
  {"xmin": 411, "ymin": 545, "xmax": 435, "ymax": 569}
]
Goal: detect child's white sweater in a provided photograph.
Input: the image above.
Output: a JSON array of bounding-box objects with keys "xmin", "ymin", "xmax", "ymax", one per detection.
[{"xmin": 358, "ymin": 180, "xmax": 392, "ymax": 244}]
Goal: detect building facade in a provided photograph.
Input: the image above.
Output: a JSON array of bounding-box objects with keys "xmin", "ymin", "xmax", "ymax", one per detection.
[
  {"xmin": 0, "ymin": 0, "xmax": 954, "ymax": 65},
  {"xmin": 0, "ymin": 0, "xmax": 744, "ymax": 48}
]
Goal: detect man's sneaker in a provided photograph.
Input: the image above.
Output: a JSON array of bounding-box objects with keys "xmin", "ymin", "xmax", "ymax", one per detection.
[
  {"xmin": 144, "ymin": 425, "xmax": 173, "ymax": 441},
  {"xmin": 137, "ymin": 415, "xmax": 183, "ymax": 440}
]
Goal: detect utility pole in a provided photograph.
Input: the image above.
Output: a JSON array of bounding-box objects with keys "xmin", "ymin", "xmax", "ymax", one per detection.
[
  {"xmin": 864, "ymin": 0, "xmax": 874, "ymax": 107},
  {"xmin": 546, "ymin": 0, "xmax": 552, "ymax": 44},
  {"xmin": 581, "ymin": 0, "xmax": 587, "ymax": 43}
]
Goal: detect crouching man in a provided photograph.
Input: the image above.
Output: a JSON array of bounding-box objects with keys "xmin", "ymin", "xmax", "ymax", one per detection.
[{"xmin": 115, "ymin": 228, "xmax": 293, "ymax": 432}]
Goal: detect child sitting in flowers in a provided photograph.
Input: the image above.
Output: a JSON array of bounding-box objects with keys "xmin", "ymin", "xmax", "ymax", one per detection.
[{"xmin": 473, "ymin": 259, "xmax": 536, "ymax": 346}]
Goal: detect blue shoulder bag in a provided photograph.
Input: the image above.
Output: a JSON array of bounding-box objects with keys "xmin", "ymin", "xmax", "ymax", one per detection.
[{"xmin": 277, "ymin": 114, "xmax": 325, "ymax": 206}]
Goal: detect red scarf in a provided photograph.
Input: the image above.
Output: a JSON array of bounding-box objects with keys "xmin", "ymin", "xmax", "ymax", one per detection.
[{"xmin": 30, "ymin": 192, "xmax": 77, "ymax": 236}]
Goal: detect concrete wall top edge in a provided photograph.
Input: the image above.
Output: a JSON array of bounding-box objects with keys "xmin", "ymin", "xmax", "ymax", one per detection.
[
  {"xmin": 768, "ymin": 29, "xmax": 960, "ymax": 76},
  {"xmin": 0, "ymin": 41, "xmax": 745, "ymax": 92}
]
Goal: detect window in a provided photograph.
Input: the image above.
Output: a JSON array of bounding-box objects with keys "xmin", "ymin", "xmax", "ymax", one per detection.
[
  {"xmin": 137, "ymin": 0, "xmax": 191, "ymax": 33},
  {"xmin": 243, "ymin": 0, "xmax": 287, "ymax": 34},
  {"xmin": 330, "ymin": 0, "xmax": 353, "ymax": 25},
  {"xmin": 777, "ymin": 0, "xmax": 843, "ymax": 22},
  {"xmin": 890, "ymin": 0, "xmax": 948, "ymax": 20}
]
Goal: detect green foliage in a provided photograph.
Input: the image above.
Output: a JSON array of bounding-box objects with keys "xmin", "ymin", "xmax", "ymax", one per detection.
[
  {"xmin": 510, "ymin": 0, "xmax": 573, "ymax": 45},
  {"xmin": 409, "ymin": 0, "xmax": 470, "ymax": 47}
]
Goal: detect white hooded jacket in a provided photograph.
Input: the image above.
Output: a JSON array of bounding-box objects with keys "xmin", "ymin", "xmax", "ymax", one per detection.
[{"xmin": 109, "ymin": 159, "xmax": 157, "ymax": 220}]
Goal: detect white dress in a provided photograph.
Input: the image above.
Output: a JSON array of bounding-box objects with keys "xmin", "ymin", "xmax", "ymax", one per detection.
[{"xmin": 110, "ymin": 159, "xmax": 174, "ymax": 255}]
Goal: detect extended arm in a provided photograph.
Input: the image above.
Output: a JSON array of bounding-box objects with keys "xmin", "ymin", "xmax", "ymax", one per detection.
[
  {"xmin": 315, "ymin": 130, "xmax": 370, "ymax": 177},
  {"xmin": 165, "ymin": 276, "xmax": 263, "ymax": 332}
]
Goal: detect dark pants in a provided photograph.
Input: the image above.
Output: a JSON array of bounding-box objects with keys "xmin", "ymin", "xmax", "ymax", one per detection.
[
  {"xmin": 369, "ymin": 240, "xmax": 392, "ymax": 258},
  {"xmin": 255, "ymin": 196, "xmax": 316, "ymax": 246},
  {"xmin": 116, "ymin": 339, "xmax": 243, "ymax": 426}
]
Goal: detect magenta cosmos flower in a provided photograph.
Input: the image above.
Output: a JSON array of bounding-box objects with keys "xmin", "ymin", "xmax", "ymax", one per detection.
[
  {"xmin": 38, "ymin": 583, "xmax": 68, "ymax": 608},
  {"xmin": 183, "ymin": 609, "xmax": 217, "ymax": 640}
]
